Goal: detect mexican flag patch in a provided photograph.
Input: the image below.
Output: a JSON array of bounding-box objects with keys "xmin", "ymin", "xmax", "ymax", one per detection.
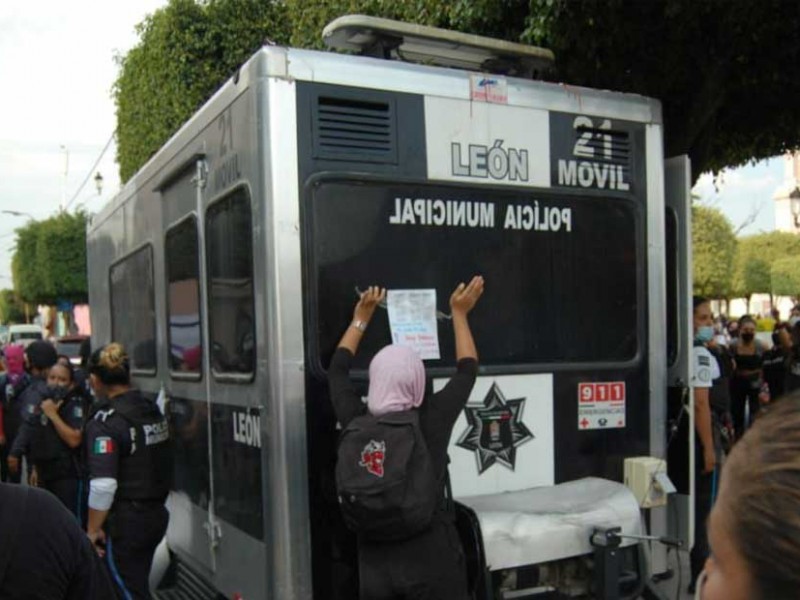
[{"xmin": 93, "ymin": 436, "xmax": 116, "ymax": 455}]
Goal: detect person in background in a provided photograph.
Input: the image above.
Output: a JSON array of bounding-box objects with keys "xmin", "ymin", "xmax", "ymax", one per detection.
[
  {"xmin": 762, "ymin": 323, "xmax": 791, "ymax": 402},
  {"xmin": 728, "ymin": 315, "xmax": 765, "ymax": 437},
  {"xmin": 726, "ymin": 320, "xmax": 739, "ymax": 343},
  {"xmin": 10, "ymin": 360, "xmax": 88, "ymax": 521},
  {"xmin": 784, "ymin": 320, "xmax": 800, "ymax": 394},
  {"xmin": 696, "ymin": 395, "xmax": 800, "ymax": 599},
  {"xmin": 689, "ymin": 297, "xmax": 720, "ymax": 593},
  {"xmin": 706, "ymin": 334, "xmax": 735, "ymax": 454},
  {"xmin": 0, "ymin": 345, "xmax": 30, "ymax": 483},
  {"xmin": 85, "ymin": 343, "xmax": 172, "ymax": 600},
  {"xmin": 790, "ymin": 304, "xmax": 800, "ymax": 325},
  {"xmin": 7, "ymin": 340, "xmax": 57, "ymax": 483}
]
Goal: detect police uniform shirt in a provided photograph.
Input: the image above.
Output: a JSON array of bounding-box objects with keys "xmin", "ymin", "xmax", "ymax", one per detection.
[
  {"xmin": 11, "ymin": 382, "xmax": 84, "ymax": 456},
  {"xmin": 84, "ymin": 406, "xmax": 131, "ymax": 482},
  {"xmin": 692, "ymin": 345, "xmax": 720, "ymax": 389},
  {"xmin": 85, "ymin": 393, "xmax": 172, "ymax": 500}
]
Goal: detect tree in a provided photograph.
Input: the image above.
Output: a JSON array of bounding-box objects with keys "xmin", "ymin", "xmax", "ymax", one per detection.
[
  {"xmin": 771, "ymin": 256, "xmax": 800, "ymax": 301},
  {"xmin": 115, "ymin": 0, "xmax": 800, "ymax": 183},
  {"xmin": 692, "ymin": 205, "xmax": 736, "ymax": 299},
  {"xmin": 114, "ymin": 0, "xmax": 291, "ymax": 182},
  {"xmin": 523, "ymin": 0, "xmax": 800, "ymax": 181},
  {"xmin": 0, "ymin": 289, "xmax": 25, "ymax": 324},
  {"xmin": 11, "ymin": 212, "xmax": 89, "ymax": 305},
  {"xmin": 732, "ymin": 231, "xmax": 800, "ymax": 310}
]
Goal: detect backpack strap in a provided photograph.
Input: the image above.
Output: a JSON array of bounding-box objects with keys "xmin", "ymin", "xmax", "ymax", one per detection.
[
  {"xmin": 0, "ymin": 485, "xmax": 29, "ymax": 583},
  {"xmin": 443, "ymin": 455, "xmax": 455, "ymax": 514}
]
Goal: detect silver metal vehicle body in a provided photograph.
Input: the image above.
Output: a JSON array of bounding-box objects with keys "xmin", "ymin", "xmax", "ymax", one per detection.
[{"xmin": 87, "ymin": 34, "xmax": 692, "ymax": 599}]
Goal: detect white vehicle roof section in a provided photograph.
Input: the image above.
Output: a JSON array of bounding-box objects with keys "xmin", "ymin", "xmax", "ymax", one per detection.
[{"xmin": 282, "ymin": 47, "xmax": 661, "ymax": 125}]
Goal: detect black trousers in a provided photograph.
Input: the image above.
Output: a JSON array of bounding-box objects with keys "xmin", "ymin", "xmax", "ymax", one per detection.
[
  {"xmin": 690, "ymin": 469, "xmax": 715, "ymax": 585},
  {"xmin": 41, "ymin": 476, "xmax": 86, "ymax": 526},
  {"xmin": 0, "ymin": 442, "xmax": 21, "ymax": 484},
  {"xmin": 106, "ymin": 502, "xmax": 168, "ymax": 600},
  {"xmin": 730, "ymin": 377, "xmax": 760, "ymax": 438},
  {"xmin": 358, "ymin": 516, "xmax": 468, "ymax": 600}
]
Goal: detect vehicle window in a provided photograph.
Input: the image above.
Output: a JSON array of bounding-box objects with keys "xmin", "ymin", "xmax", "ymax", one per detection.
[
  {"xmin": 55, "ymin": 342, "xmax": 82, "ymax": 356},
  {"xmin": 12, "ymin": 332, "xmax": 41, "ymax": 341},
  {"xmin": 206, "ymin": 188, "xmax": 255, "ymax": 377},
  {"xmin": 110, "ymin": 245, "xmax": 157, "ymax": 373},
  {"xmin": 307, "ymin": 180, "xmax": 641, "ymax": 373},
  {"xmin": 166, "ymin": 217, "xmax": 202, "ymax": 377}
]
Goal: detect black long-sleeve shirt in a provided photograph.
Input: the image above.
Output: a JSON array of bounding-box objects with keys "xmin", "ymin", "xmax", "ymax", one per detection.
[{"xmin": 328, "ymin": 347, "xmax": 478, "ymax": 480}]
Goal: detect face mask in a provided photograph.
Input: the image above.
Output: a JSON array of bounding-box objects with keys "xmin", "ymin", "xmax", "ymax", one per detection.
[
  {"xmin": 695, "ymin": 326, "xmax": 714, "ymax": 343},
  {"xmin": 741, "ymin": 332, "xmax": 755, "ymax": 343},
  {"xmin": 45, "ymin": 385, "xmax": 68, "ymax": 401}
]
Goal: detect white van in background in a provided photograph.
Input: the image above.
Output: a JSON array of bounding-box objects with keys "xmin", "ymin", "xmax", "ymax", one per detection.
[{"xmin": 7, "ymin": 324, "xmax": 44, "ymax": 348}]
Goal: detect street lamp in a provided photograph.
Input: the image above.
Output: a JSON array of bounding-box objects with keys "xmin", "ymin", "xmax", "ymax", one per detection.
[
  {"xmin": 2, "ymin": 210, "xmax": 35, "ymax": 220},
  {"xmin": 790, "ymin": 187, "xmax": 800, "ymax": 228},
  {"xmin": 94, "ymin": 171, "xmax": 103, "ymax": 196}
]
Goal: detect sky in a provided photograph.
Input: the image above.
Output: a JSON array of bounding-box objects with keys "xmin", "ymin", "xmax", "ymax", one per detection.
[{"xmin": 0, "ymin": 1, "xmax": 791, "ymax": 287}]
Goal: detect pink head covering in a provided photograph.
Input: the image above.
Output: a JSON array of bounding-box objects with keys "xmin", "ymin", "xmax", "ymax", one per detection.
[
  {"xmin": 367, "ymin": 345, "xmax": 426, "ymax": 417},
  {"xmin": 4, "ymin": 344, "xmax": 25, "ymax": 385}
]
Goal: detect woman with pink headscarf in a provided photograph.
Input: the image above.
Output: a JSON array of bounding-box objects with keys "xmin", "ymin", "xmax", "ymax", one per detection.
[
  {"xmin": 0, "ymin": 345, "xmax": 31, "ymax": 483},
  {"xmin": 328, "ymin": 275, "xmax": 484, "ymax": 600}
]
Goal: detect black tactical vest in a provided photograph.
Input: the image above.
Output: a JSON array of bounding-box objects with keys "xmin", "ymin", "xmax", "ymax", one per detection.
[
  {"xmin": 112, "ymin": 393, "xmax": 173, "ymax": 502},
  {"xmin": 30, "ymin": 404, "xmax": 70, "ymax": 463}
]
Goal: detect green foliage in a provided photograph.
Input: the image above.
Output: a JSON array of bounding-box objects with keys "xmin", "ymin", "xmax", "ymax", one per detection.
[
  {"xmin": 115, "ymin": 0, "xmax": 800, "ymax": 182},
  {"xmin": 0, "ymin": 289, "xmax": 25, "ymax": 324},
  {"xmin": 771, "ymin": 256, "xmax": 800, "ymax": 298},
  {"xmin": 692, "ymin": 205, "xmax": 736, "ymax": 298},
  {"xmin": 11, "ymin": 212, "xmax": 89, "ymax": 305},
  {"xmin": 523, "ymin": 0, "xmax": 800, "ymax": 180},
  {"xmin": 114, "ymin": 0, "xmax": 291, "ymax": 182},
  {"xmin": 733, "ymin": 232, "xmax": 800, "ymax": 298}
]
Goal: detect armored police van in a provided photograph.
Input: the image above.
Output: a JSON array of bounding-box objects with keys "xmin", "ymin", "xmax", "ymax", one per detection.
[{"xmin": 87, "ymin": 15, "xmax": 695, "ymax": 600}]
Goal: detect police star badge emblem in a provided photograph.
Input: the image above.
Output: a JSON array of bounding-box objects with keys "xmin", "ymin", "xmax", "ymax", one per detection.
[{"xmin": 457, "ymin": 382, "xmax": 534, "ymax": 474}]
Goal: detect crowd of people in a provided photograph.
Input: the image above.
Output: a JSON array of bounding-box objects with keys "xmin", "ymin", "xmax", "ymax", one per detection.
[
  {"xmin": 0, "ymin": 339, "xmax": 172, "ymax": 599},
  {"xmin": 691, "ymin": 299, "xmax": 800, "ymax": 598},
  {"xmin": 3, "ymin": 287, "xmax": 800, "ymax": 600}
]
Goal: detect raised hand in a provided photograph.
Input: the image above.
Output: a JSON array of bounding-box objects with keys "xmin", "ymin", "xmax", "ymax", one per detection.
[
  {"xmin": 354, "ymin": 286, "xmax": 386, "ymax": 324},
  {"xmin": 449, "ymin": 276, "xmax": 484, "ymax": 317}
]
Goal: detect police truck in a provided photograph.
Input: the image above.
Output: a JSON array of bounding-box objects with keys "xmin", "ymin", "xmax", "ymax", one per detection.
[{"xmin": 87, "ymin": 15, "xmax": 695, "ymax": 599}]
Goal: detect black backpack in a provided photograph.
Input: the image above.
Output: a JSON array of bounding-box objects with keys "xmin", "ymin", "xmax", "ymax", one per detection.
[{"xmin": 336, "ymin": 410, "xmax": 439, "ymax": 541}]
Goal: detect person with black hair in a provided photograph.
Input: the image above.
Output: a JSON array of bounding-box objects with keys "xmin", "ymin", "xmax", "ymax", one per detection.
[
  {"xmin": 84, "ymin": 342, "xmax": 172, "ymax": 600},
  {"xmin": 7, "ymin": 340, "xmax": 57, "ymax": 482},
  {"xmin": 9, "ymin": 359, "xmax": 87, "ymax": 521},
  {"xmin": 762, "ymin": 323, "xmax": 791, "ymax": 401},
  {"xmin": 784, "ymin": 320, "xmax": 800, "ymax": 394},
  {"xmin": 0, "ymin": 482, "xmax": 116, "ymax": 599},
  {"xmin": 689, "ymin": 296, "xmax": 719, "ymax": 593},
  {"xmin": 729, "ymin": 315, "xmax": 766, "ymax": 436}
]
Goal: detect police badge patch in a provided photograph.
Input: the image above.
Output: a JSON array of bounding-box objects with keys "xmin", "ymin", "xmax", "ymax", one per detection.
[{"xmin": 457, "ymin": 382, "xmax": 534, "ymax": 474}]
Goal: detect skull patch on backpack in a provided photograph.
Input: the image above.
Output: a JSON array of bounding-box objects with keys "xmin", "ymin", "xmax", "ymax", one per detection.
[{"xmin": 359, "ymin": 440, "xmax": 386, "ymax": 477}]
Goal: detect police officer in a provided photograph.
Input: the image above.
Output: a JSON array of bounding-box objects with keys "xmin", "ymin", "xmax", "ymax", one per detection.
[
  {"xmin": 10, "ymin": 359, "xmax": 87, "ymax": 519},
  {"xmin": 7, "ymin": 340, "xmax": 57, "ymax": 483},
  {"xmin": 689, "ymin": 297, "xmax": 720, "ymax": 593},
  {"xmin": 84, "ymin": 343, "xmax": 173, "ymax": 600}
]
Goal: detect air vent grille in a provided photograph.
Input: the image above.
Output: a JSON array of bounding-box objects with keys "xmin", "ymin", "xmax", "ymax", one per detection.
[{"xmin": 313, "ymin": 95, "xmax": 397, "ymax": 163}]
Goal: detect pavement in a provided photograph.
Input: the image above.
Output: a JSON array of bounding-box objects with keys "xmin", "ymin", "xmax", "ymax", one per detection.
[{"xmin": 652, "ymin": 548, "xmax": 695, "ymax": 600}]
